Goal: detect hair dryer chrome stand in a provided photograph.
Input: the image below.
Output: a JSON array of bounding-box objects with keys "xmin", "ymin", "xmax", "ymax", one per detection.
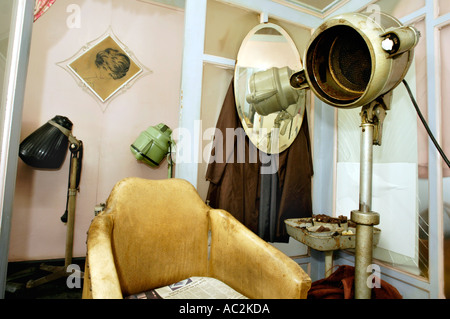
[{"xmin": 351, "ymin": 95, "xmax": 390, "ymax": 299}]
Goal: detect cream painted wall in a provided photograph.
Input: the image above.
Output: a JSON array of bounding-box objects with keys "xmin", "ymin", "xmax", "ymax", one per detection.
[{"xmin": 8, "ymin": 0, "xmax": 184, "ymax": 261}]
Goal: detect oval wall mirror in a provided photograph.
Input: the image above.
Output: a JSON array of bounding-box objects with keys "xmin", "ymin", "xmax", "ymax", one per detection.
[{"xmin": 234, "ymin": 23, "xmax": 306, "ymax": 154}]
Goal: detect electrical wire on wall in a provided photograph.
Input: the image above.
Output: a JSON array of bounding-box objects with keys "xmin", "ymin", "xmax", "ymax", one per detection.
[{"xmin": 402, "ymin": 79, "xmax": 450, "ymax": 169}]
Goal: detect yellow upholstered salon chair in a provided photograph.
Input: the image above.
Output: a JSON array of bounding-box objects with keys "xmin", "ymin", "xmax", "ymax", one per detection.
[{"xmin": 82, "ymin": 177, "xmax": 311, "ymax": 299}]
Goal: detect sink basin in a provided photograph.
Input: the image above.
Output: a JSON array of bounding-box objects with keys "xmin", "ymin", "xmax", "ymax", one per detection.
[{"xmin": 285, "ymin": 217, "xmax": 381, "ymax": 252}]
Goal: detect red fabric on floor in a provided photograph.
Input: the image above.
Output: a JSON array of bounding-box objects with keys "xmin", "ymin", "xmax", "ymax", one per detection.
[{"xmin": 307, "ymin": 265, "xmax": 402, "ymax": 299}]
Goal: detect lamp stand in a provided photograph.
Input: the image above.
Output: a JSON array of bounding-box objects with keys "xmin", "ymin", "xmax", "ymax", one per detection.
[
  {"xmin": 352, "ymin": 97, "xmax": 389, "ymax": 299},
  {"xmin": 25, "ymin": 143, "xmax": 83, "ymax": 289}
]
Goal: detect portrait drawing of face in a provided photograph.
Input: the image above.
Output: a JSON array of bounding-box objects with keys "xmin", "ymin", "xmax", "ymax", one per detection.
[{"xmin": 69, "ymin": 35, "xmax": 142, "ymax": 102}]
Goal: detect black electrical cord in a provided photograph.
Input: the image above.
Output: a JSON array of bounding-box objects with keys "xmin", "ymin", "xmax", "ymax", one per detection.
[{"xmin": 402, "ymin": 79, "xmax": 450, "ymax": 168}]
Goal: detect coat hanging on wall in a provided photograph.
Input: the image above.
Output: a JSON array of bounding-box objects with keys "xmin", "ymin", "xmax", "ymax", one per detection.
[
  {"xmin": 205, "ymin": 80, "xmax": 261, "ymax": 233},
  {"xmin": 205, "ymin": 80, "xmax": 313, "ymax": 243}
]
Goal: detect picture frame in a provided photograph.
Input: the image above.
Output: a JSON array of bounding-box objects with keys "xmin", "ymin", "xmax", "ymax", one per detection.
[{"xmin": 59, "ymin": 28, "xmax": 150, "ymax": 109}]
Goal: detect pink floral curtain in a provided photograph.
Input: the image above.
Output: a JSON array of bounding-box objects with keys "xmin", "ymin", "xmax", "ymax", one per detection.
[{"xmin": 34, "ymin": 0, "xmax": 56, "ymax": 22}]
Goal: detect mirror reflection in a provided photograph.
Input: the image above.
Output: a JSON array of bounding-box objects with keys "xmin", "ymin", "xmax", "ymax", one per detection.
[{"xmin": 234, "ymin": 23, "xmax": 305, "ymax": 154}]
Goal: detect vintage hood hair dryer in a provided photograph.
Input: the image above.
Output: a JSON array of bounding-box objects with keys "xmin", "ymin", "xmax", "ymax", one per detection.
[
  {"xmin": 293, "ymin": 11, "xmax": 420, "ymax": 109},
  {"xmin": 18, "ymin": 115, "xmax": 83, "ymax": 287},
  {"xmin": 131, "ymin": 123, "xmax": 174, "ymax": 178},
  {"xmin": 290, "ymin": 11, "xmax": 420, "ymax": 299},
  {"xmin": 246, "ymin": 66, "xmax": 300, "ymax": 116}
]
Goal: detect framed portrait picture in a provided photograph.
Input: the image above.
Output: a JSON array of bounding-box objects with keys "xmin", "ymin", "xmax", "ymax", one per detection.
[{"xmin": 59, "ymin": 29, "xmax": 149, "ymax": 108}]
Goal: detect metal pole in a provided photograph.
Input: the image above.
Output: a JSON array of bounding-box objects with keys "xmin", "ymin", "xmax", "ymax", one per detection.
[
  {"xmin": 65, "ymin": 156, "xmax": 78, "ymax": 268},
  {"xmin": 359, "ymin": 124, "xmax": 373, "ymax": 214},
  {"xmin": 324, "ymin": 251, "xmax": 334, "ymax": 278},
  {"xmin": 352, "ymin": 123, "xmax": 380, "ymax": 299}
]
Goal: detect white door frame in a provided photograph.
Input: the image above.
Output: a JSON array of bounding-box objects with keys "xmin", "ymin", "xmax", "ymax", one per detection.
[{"xmin": 0, "ymin": 0, "xmax": 34, "ymax": 299}]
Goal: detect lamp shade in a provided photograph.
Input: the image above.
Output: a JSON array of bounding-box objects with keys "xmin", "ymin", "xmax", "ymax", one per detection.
[{"xmin": 19, "ymin": 115, "xmax": 73, "ymax": 169}]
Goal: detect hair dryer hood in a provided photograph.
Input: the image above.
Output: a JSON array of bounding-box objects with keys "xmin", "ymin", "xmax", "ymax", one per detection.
[
  {"xmin": 131, "ymin": 123, "xmax": 172, "ymax": 167},
  {"xmin": 246, "ymin": 66, "xmax": 300, "ymax": 116},
  {"xmin": 303, "ymin": 12, "xmax": 419, "ymax": 108},
  {"xmin": 19, "ymin": 116, "xmax": 73, "ymax": 169}
]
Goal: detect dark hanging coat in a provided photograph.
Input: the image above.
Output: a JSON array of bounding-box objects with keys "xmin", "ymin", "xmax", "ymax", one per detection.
[{"xmin": 205, "ymin": 80, "xmax": 313, "ymax": 242}]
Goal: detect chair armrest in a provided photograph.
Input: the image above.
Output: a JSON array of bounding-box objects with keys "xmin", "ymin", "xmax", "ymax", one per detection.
[
  {"xmin": 208, "ymin": 209, "xmax": 311, "ymax": 299},
  {"xmin": 82, "ymin": 214, "xmax": 123, "ymax": 299}
]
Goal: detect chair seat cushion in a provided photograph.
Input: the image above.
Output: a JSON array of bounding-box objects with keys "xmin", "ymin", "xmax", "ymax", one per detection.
[{"xmin": 125, "ymin": 277, "xmax": 248, "ymax": 299}]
